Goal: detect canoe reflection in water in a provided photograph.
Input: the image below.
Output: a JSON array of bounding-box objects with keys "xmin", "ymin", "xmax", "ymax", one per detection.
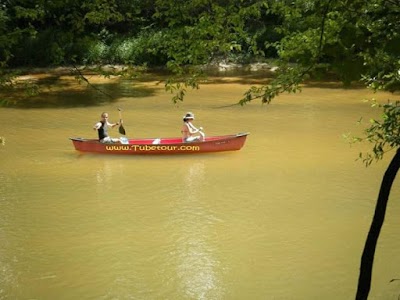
[{"xmin": 167, "ymin": 162, "xmax": 224, "ymax": 298}]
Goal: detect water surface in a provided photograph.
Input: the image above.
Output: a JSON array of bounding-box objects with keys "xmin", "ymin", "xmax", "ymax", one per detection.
[{"xmin": 1, "ymin": 74, "xmax": 399, "ymax": 299}]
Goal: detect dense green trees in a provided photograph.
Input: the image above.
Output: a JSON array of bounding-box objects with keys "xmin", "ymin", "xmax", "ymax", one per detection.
[
  {"xmin": 1, "ymin": 0, "xmax": 281, "ymax": 102},
  {"xmin": 2, "ymin": 0, "xmax": 400, "ymax": 299},
  {"xmin": 1, "ymin": 0, "xmax": 279, "ymax": 101},
  {"xmin": 241, "ymin": 0, "xmax": 400, "ymax": 104},
  {"xmin": 0, "ymin": 0, "xmax": 275, "ymax": 68},
  {"xmin": 2, "ymin": 0, "xmax": 159, "ymax": 66}
]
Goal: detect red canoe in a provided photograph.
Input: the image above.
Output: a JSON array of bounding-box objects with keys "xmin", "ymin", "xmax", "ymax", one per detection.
[{"xmin": 70, "ymin": 133, "xmax": 249, "ymax": 155}]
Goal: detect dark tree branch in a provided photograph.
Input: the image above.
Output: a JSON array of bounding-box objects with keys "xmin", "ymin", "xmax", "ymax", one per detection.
[
  {"xmin": 356, "ymin": 148, "xmax": 400, "ymax": 299},
  {"xmin": 316, "ymin": 0, "xmax": 333, "ymax": 61}
]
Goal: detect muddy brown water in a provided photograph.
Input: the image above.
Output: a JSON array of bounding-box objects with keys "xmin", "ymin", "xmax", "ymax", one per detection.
[{"xmin": 1, "ymin": 73, "xmax": 399, "ymax": 299}]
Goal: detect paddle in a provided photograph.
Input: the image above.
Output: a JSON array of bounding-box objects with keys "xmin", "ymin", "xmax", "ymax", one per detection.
[{"xmin": 118, "ymin": 108, "xmax": 126, "ymax": 135}]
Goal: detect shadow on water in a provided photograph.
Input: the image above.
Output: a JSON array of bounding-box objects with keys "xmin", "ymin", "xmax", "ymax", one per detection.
[
  {"xmin": 0, "ymin": 69, "xmax": 366, "ymax": 109},
  {"xmin": 201, "ymin": 72, "xmax": 366, "ymax": 90},
  {"xmin": 0, "ymin": 74, "xmax": 156, "ymax": 109},
  {"xmin": 97, "ymin": 67, "xmax": 364, "ymax": 90}
]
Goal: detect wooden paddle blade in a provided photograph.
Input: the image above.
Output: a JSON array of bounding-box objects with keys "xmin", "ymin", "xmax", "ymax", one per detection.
[
  {"xmin": 117, "ymin": 109, "xmax": 125, "ymax": 135},
  {"xmin": 119, "ymin": 124, "xmax": 126, "ymax": 135}
]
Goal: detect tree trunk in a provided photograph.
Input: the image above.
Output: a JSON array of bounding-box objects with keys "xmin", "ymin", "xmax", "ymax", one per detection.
[{"xmin": 356, "ymin": 148, "xmax": 400, "ymax": 299}]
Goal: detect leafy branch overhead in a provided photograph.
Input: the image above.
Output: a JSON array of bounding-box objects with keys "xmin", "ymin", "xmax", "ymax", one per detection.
[
  {"xmin": 165, "ymin": 73, "xmax": 202, "ymax": 104},
  {"xmin": 350, "ymin": 100, "xmax": 400, "ymax": 167},
  {"xmin": 240, "ymin": 66, "xmax": 305, "ymax": 105}
]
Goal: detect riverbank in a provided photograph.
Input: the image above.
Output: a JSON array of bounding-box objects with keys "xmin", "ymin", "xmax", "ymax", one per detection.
[{"xmin": 4, "ymin": 60, "xmax": 278, "ymax": 76}]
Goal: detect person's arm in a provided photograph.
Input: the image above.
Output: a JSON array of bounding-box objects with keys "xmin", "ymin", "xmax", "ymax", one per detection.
[
  {"xmin": 188, "ymin": 122, "xmax": 200, "ymax": 133},
  {"xmin": 93, "ymin": 122, "xmax": 101, "ymax": 130},
  {"xmin": 107, "ymin": 121, "xmax": 120, "ymax": 128}
]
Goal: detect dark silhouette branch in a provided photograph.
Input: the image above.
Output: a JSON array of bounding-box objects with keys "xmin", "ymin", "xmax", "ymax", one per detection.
[{"xmin": 356, "ymin": 148, "xmax": 400, "ymax": 299}]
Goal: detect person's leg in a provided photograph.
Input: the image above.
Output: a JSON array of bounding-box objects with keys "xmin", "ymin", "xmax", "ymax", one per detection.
[
  {"xmin": 101, "ymin": 137, "xmax": 120, "ymax": 143},
  {"xmin": 100, "ymin": 137, "xmax": 112, "ymax": 143}
]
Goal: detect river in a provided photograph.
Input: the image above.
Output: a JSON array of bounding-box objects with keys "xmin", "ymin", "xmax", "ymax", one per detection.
[{"xmin": 0, "ymin": 72, "xmax": 399, "ymax": 299}]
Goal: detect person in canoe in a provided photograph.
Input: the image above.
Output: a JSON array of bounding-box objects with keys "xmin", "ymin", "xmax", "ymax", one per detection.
[
  {"xmin": 93, "ymin": 112, "xmax": 121, "ymax": 143},
  {"xmin": 181, "ymin": 112, "xmax": 205, "ymax": 142}
]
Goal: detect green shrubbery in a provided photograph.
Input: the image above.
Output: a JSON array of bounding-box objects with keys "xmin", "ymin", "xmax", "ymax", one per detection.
[{"xmin": 8, "ymin": 29, "xmax": 168, "ymax": 67}]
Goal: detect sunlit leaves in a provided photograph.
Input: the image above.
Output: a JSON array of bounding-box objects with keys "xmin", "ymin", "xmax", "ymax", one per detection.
[
  {"xmin": 350, "ymin": 100, "xmax": 400, "ymax": 166},
  {"xmin": 165, "ymin": 71, "xmax": 203, "ymax": 104},
  {"xmin": 240, "ymin": 65, "xmax": 303, "ymax": 105},
  {"xmin": 155, "ymin": 1, "xmax": 245, "ymax": 67},
  {"xmin": 83, "ymin": 0, "xmax": 124, "ymax": 24}
]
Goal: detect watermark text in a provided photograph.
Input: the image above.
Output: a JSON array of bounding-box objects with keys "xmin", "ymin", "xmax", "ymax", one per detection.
[{"xmin": 105, "ymin": 144, "xmax": 200, "ymax": 152}]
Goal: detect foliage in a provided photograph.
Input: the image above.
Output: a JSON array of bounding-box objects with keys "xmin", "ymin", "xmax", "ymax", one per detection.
[
  {"xmin": 349, "ymin": 101, "xmax": 400, "ymax": 167},
  {"xmin": 164, "ymin": 71, "xmax": 204, "ymax": 104},
  {"xmin": 0, "ymin": 0, "xmax": 280, "ymax": 103},
  {"xmin": 151, "ymin": 0, "xmax": 270, "ymax": 101}
]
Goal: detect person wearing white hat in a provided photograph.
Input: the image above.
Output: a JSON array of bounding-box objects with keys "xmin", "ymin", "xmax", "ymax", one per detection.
[{"xmin": 181, "ymin": 112, "xmax": 205, "ymax": 142}]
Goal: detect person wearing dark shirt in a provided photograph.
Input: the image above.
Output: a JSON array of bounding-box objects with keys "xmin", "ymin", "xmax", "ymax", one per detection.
[{"xmin": 93, "ymin": 112, "xmax": 121, "ymax": 143}]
